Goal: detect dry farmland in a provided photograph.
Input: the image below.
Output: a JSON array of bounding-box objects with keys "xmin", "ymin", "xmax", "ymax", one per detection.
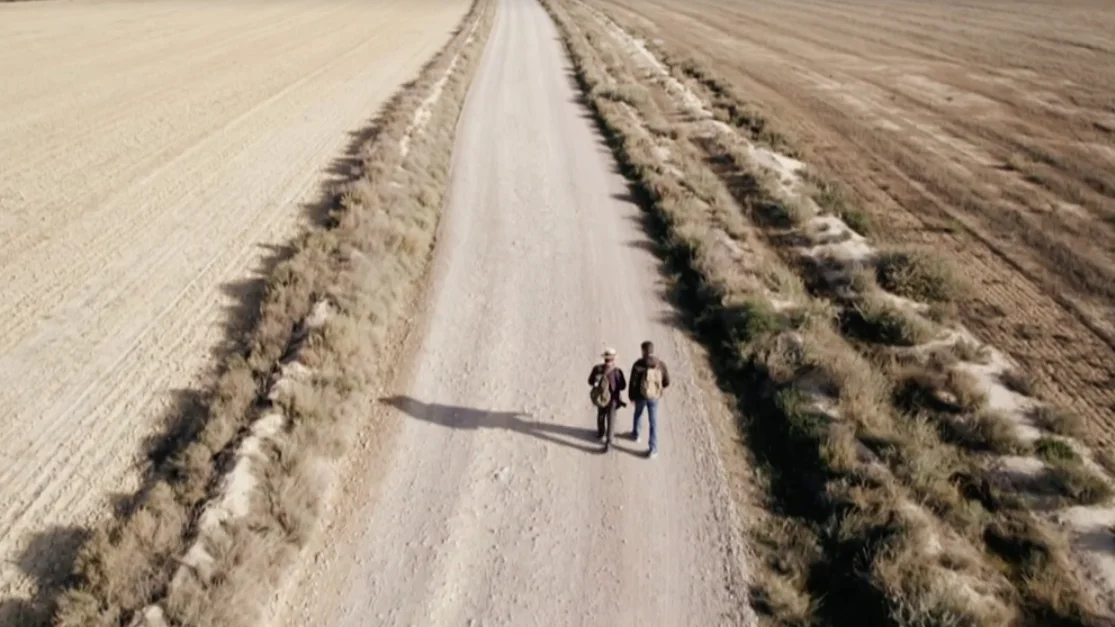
[
  {"xmin": 592, "ymin": 0, "xmax": 1115, "ymax": 447},
  {"xmin": 6, "ymin": 0, "xmax": 1115, "ymax": 624},
  {"xmin": 0, "ymin": 0, "xmax": 468, "ymax": 621}
]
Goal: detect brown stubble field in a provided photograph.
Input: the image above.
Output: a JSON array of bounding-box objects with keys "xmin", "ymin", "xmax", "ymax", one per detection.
[{"xmin": 589, "ymin": 0, "xmax": 1115, "ymax": 448}]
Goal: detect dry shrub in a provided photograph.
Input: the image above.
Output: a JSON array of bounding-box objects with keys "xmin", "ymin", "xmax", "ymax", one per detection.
[
  {"xmin": 970, "ymin": 410, "xmax": 1030, "ymax": 455},
  {"xmin": 923, "ymin": 346, "xmax": 960, "ymax": 371},
  {"xmin": 892, "ymin": 416, "xmax": 986, "ymax": 533},
  {"xmin": 925, "ymin": 300, "xmax": 959, "ymax": 324},
  {"xmin": 875, "ymin": 248, "xmax": 968, "ymax": 304},
  {"xmin": 952, "ymin": 338, "xmax": 991, "ymax": 364},
  {"xmin": 851, "ymin": 294, "xmax": 935, "ymax": 347},
  {"xmin": 782, "ymin": 198, "xmax": 814, "ymax": 225},
  {"xmin": 1030, "ymin": 405, "xmax": 1086, "ymax": 439},
  {"xmin": 749, "ymin": 516, "xmax": 820, "ymax": 623},
  {"xmin": 803, "ymin": 171, "xmax": 844, "ymax": 211},
  {"xmin": 874, "ymin": 533, "xmax": 1015, "ymax": 627},
  {"xmin": 1044, "ymin": 461, "xmax": 1113, "ymax": 506},
  {"xmin": 999, "ymin": 368, "xmax": 1040, "ymax": 398},
  {"xmin": 983, "ymin": 515, "xmax": 1103, "ymax": 621},
  {"xmin": 945, "ymin": 369, "xmax": 988, "ymax": 413},
  {"xmin": 596, "ymin": 84, "xmax": 649, "ymax": 107},
  {"xmin": 848, "ymin": 263, "xmax": 878, "ymax": 294}
]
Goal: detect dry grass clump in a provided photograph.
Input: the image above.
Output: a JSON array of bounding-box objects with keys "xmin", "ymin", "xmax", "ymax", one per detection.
[
  {"xmin": 892, "ymin": 362, "xmax": 1026, "ymax": 454},
  {"xmin": 970, "ymin": 410, "xmax": 1030, "ymax": 456},
  {"xmin": 849, "ymin": 294, "xmax": 936, "ymax": 347},
  {"xmin": 999, "ymin": 367, "xmax": 1041, "ymax": 398},
  {"xmin": 875, "ymin": 248, "xmax": 969, "ymax": 304},
  {"xmin": 596, "ymin": 84, "xmax": 650, "ymax": 107},
  {"xmin": 49, "ymin": 2, "xmax": 494, "ymax": 626},
  {"xmin": 1030, "ymin": 405, "xmax": 1087, "ymax": 439},
  {"xmin": 952, "ymin": 338, "xmax": 992, "ymax": 364},
  {"xmin": 804, "ymin": 175, "xmax": 871, "ymax": 235},
  {"xmin": 747, "ymin": 516, "xmax": 819, "ymax": 623},
  {"xmin": 983, "ymin": 514, "xmax": 1108, "ymax": 623},
  {"xmin": 945, "ymin": 369, "xmax": 989, "ymax": 414},
  {"xmin": 1044, "ymin": 460, "xmax": 1113, "ymax": 507},
  {"xmin": 779, "ymin": 198, "xmax": 814, "ymax": 226},
  {"xmin": 839, "ymin": 209, "xmax": 871, "ymax": 236}
]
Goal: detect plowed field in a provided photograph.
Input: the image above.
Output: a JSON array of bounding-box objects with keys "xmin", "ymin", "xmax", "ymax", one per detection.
[
  {"xmin": 591, "ymin": 0, "xmax": 1115, "ymax": 445},
  {"xmin": 0, "ymin": 0, "xmax": 467, "ymax": 616}
]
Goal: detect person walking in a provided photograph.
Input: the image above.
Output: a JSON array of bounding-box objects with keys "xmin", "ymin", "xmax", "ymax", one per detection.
[
  {"xmin": 588, "ymin": 347, "xmax": 626, "ymax": 453},
  {"xmin": 627, "ymin": 340, "xmax": 670, "ymax": 458}
]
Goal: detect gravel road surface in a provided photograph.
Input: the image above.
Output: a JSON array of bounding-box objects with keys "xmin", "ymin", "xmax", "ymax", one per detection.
[{"xmin": 269, "ymin": 0, "xmax": 751, "ymax": 624}]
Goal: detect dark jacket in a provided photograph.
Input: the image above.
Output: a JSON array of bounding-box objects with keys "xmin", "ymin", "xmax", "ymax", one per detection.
[
  {"xmin": 588, "ymin": 363, "xmax": 627, "ymax": 408},
  {"xmin": 628, "ymin": 356, "xmax": 670, "ymax": 402}
]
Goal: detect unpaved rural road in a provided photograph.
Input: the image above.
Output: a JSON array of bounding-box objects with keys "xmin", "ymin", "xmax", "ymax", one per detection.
[
  {"xmin": 0, "ymin": 0, "xmax": 467, "ymax": 608},
  {"xmin": 270, "ymin": 0, "xmax": 751, "ymax": 624}
]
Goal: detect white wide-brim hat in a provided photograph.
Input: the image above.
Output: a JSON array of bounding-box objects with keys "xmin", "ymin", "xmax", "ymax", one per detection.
[{"xmin": 602, "ymin": 347, "xmax": 617, "ymax": 358}]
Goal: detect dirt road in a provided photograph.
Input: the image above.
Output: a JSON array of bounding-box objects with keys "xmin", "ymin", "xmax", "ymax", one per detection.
[
  {"xmin": 0, "ymin": 0, "xmax": 467, "ymax": 607},
  {"xmin": 268, "ymin": 0, "xmax": 751, "ymax": 624}
]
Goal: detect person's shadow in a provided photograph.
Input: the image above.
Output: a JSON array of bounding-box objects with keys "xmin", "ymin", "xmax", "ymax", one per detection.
[{"xmin": 379, "ymin": 395, "xmax": 608, "ymax": 454}]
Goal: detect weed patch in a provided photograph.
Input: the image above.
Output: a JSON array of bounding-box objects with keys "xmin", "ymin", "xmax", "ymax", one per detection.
[
  {"xmin": 876, "ymin": 249, "xmax": 968, "ymax": 304},
  {"xmin": 844, "ymin": 295, "xmax": 935, "ymax": 347},
  {"xmin": 1044, "ymin": 462, "xmax": 1113, "ymax": 507},
  {"xmin": 1031, "ymin": 406, "xmax": 1087, "ymax": 439},
  {"xmin": 1034, "ymin": 438, "xmax": 1079, "ymax": 463}
]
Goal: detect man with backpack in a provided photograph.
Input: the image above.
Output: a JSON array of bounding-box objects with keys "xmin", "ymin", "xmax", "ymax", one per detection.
[
  {"xmin": 627, "ymin": 340, "xmax": 670, "ymax": 458},
  {"xmin": 588, "ymin": 347, "xmax": 627, "ymax": 453}
]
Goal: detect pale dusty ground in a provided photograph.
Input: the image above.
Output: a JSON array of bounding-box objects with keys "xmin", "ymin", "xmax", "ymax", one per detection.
[
  {"xmin": 0, "ymin": 0, "xmax": 467, "ymax": 608},
  {"xmin": 266, "ymin": 0, "xmax": 751, "ymax": 624}
]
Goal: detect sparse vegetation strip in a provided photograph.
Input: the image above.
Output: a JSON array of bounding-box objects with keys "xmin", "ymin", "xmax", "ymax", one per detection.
[{"xmin": 49, "ymin": 2, "xmax": 495, "ymax": 625}]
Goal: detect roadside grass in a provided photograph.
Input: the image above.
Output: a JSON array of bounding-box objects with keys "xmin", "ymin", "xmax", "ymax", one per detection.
[
  {"xmin": 670, "ymin": 65, "xmax": 1114, "ymax": 627},
  {"xmin": 48, "ymin": 2, "xmax": 495, "ymax": 626},
  {"xmin": 557, "ymin": 1, "xmax": 1115, "ymax": 625}
]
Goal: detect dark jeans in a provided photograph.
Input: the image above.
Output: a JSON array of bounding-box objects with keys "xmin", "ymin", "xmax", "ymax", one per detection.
[{"xmin": 596, "ymin": 404, "xmax": 616, "ymax": 443}]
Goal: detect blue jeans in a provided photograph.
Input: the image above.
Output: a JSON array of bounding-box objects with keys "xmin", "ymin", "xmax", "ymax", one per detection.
[{"xmin": 632, "ymin": 399, "xmax": 659, "ymax": 451}]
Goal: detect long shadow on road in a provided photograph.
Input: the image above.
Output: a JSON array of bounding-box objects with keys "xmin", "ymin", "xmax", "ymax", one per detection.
[{"xmin": 379, "ymin": 395, "xmax": 625, "ymax": 456}]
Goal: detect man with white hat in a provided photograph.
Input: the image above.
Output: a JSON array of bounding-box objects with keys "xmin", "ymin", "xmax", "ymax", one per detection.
[{"xmin": 587, "ymin": 346, "xmax": 627, "ymax": 453}]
